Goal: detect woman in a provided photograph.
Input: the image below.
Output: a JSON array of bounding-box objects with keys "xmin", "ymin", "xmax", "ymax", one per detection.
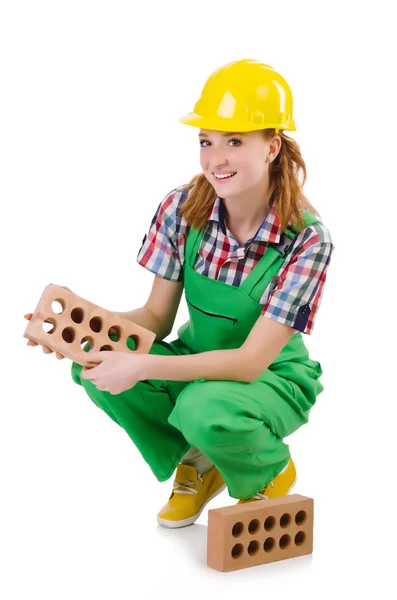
[{"xmin": 26, "ymin": 58, "xmax": 335, "ymax": 529}]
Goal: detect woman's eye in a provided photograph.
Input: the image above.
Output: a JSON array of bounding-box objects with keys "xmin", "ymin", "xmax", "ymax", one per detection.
[{"xmin": 199, "ymin": 138, "xmax": 241, "ymax": 147}]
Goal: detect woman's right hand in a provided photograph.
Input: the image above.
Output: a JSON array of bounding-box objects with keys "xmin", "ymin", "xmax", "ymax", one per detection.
[{"xmin": 24, "ymin": 285, "xmax": 73, "ymax": 360}]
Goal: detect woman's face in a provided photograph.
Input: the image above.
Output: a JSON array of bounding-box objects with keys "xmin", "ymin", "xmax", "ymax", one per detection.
[{"xmin": 198, "ymin": 129, "xmax": 279, "ymax": 197}]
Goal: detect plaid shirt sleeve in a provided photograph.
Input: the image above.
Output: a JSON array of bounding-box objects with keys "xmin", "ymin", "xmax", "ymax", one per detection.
[
  {"xmin": 136, "ymin": 187, "xmax": 187, "ymax": 282},
  {"xmin": 260, "ymin": 225, "xmax": 335, "ymax": 335}
]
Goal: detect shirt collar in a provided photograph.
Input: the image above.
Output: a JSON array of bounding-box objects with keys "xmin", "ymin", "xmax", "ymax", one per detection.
[{"xmin": 207, "ymin": 196, "xmax": 282, "ymax": 244}]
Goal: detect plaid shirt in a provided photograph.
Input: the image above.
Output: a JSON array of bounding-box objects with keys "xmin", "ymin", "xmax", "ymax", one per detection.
[{"xmin": 136, "ymin": 185, "xmax": 335, "ymax": 335}]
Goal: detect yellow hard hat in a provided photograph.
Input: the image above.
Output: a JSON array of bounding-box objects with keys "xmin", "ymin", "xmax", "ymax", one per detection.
[{"xmin": 179, "ymin": 58, "xmax": 296, "ymax": 134}]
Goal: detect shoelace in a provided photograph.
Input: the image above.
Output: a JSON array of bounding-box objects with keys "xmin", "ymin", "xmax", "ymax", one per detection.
[
  {"xmin": 173, "ymin": 475, "xmax": 204, "ymax": 495},
  {"xmin": 251, "ymin": 480, "xmax": 274, "ymax": 500},
  {"xmin": 172, "ymin": 473, "xmax": 276, "ymax": 498}
]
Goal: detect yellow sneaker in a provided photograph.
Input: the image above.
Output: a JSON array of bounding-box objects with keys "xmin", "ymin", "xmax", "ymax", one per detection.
[
  {"xmin": 237, "ymin": 458, "xmax": 297, "ymax": 504},
  {"xmin": 157, "ymin": 464, "xmax": 226, "ymax": 528}
]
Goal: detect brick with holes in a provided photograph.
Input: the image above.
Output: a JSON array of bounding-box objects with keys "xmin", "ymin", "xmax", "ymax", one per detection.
[
  {"xmin": 207, "ymin": 494, "xmax": 313, "ymax": 572},
  {"xmin": 23, "ymin": 284, "xmax": 156, "ymax": 368}
]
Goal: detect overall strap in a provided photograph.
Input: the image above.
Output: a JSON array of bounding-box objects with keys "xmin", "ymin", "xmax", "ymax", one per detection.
[
  {"xmin": 242, "ymin": 210, "xmax": 321, "ymax": 303},
  {"xmin": 185, "ymin": 223, "xmax": 205, "ymax": 270}
]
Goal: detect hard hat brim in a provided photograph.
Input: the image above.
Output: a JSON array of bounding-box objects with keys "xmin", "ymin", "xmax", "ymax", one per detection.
[{"xmin": 178, "ymin": 112, "xmax": 295, "ymax": 132}]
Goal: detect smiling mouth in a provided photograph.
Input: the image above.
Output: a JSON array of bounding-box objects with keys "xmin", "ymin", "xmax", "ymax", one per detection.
[{"xmin": 213, "ymin": 172, "xmax": 237, "ymax": 180}]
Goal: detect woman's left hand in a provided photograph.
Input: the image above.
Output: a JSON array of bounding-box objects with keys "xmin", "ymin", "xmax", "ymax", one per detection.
[{"xmin": 75, "ymin": 351, "xmax": 148, "ymax": 395}]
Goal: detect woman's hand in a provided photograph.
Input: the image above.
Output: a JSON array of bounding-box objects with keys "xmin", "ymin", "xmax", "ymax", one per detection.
[
  {"xmin": 75, "ymin": 351, "xmax": 148, "ymax": 395},
  {"xmin": 24, "ymin": 285, "xmax": 72, "ymax": 360}
]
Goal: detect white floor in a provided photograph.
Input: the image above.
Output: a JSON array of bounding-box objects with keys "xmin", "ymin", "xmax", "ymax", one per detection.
[{"xmin": 1, "ymin": 355, "xmax": 394, "ymax": 599}]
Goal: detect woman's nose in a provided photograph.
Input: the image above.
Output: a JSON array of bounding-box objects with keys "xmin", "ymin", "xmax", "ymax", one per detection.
[{"xmin": 210, "ymin": 151, "xmax": 229, "ymax": 169}]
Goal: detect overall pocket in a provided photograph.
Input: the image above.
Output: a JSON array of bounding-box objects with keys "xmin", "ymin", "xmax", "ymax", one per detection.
[
  {"xmin": 186, "ymin": 299, "xmax": 238, "ymax": 325},
  {"xmin": 181, "ymin": 299, "xmax": 241, "ymax": 352}
]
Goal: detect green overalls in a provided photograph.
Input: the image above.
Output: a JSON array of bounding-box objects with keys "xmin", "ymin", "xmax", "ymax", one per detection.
[{"xmin": 71, "ymin": 209, "xmax": 324, "ymax": 499}]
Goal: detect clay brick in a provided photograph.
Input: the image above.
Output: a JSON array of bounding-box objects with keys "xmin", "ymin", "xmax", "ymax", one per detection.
[
  {"xmin": 24, "ymin": 284, "xmax": 156, "ymax": 367},
  {"xmin": 207, "ymin": 494, "xmax": 313, "ymax": 572}
]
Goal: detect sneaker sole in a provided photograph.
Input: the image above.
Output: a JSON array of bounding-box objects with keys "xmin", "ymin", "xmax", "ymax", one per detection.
[{"xmin": 157, "ymin": 482, "xmax": 227, "ymax": 529}]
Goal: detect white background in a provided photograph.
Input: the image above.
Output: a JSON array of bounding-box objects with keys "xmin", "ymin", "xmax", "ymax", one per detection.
[{"xmin": 1, "ymin": 1, "xmax": 396, "ymax": 598}]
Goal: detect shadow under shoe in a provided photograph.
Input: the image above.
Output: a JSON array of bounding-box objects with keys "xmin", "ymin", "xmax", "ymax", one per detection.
[
  {"xmin": 237, "ymin": 458, "xmax": 297, "ymax": 504},
  {"xmin": 157, "ymin": 463, "xmax": 226, "ymax": 529}
]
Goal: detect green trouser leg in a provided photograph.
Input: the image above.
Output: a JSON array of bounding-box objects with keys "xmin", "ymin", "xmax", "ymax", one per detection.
[
  {"xmin": 167, "ymin": 368, "xmax": 319, "ymax": 500},
  {"xmin": 71, "ymin": 338, "xmax": 194, "ymax": 482}
]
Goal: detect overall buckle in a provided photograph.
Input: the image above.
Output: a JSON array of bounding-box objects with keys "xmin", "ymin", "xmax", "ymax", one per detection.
[{"xmin": 269, "ymin": 228, "xmax": 298, "ymax": 258}]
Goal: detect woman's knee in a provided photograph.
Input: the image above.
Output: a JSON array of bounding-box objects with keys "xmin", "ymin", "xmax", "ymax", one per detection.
[{"xmin": 172, "ymin": 380, "xmax": 237, "ymax": 446}]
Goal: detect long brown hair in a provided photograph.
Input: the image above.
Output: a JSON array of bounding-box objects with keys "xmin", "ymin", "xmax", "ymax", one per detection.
[{"xmin": 178, "ymin": 129, "xmax": 321, "ymax": 232}]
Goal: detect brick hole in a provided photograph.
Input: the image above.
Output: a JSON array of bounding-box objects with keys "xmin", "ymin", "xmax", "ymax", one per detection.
[
  {"xmin": 90, "ymin": 316, "xmax": 103, "ymax": 333},
  {"xmin": 248, "ymin": 519, "xmax": 260, "ymax": 534},
  {"xmin": 80, "ymin": 336, "xmax": 94, "ymax": 350},
  {"xmin": 108, "ymin": 326, "xmax": 121, "ymax": 341},
  {"xmin": 100, "ymin": 345, "xmax": 113, "ymax": 351},
  {"xmin": 264, "ymin": 516, "xmax": 276, "ymax": 531},
  {"xmin": 295, "ymin": 510, "xmax": 307, "ymax": 526},
  {"xmin": 232, "ymin": 522, "xmax": 244, "ymax": 537},
  {"xmin": 247, "ymin": 540, "xmax": 259, "ymax": 556},
  {"xmin": 263, "ymin": 537, "xmax": 276, "ymax": 553},
  {"xmin": 51, "ymin": 299, "xmax": 65, "ymax": 314},
  {"xmin": 280, "ymin": 513, "xmax": 291, "ymax": 528},
  {"xmin": 295, "ymin": 531, "xmax": 306, "ymax": 546},
  {"xmin": 126, "ymin": 334, "xmax": 139, "ymax": 351},
  {"xmin": 62, "ymin": 327, "xmax": 75, "ymax": 343},
  {"xmin": 71, "ymin": 307, "xmax": 84, "ymax": 324},
  {"xmin": 279, "ymin": 534, "xmax": 291, "ymax": 550},
  {"xmin": 42, "ymin": 318, "xmax": 56, "ymax": 334},
  {"xmin": 231, "ymin": 543, "xmax": 244, "ymax": 559}
]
